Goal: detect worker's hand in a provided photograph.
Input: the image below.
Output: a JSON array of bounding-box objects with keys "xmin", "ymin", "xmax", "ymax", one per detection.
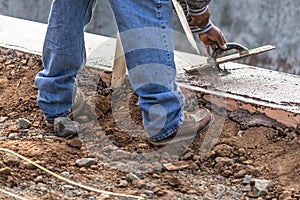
[{"xmin": 198, "ymin": 25, "xmax": 227, "ymax": 56}]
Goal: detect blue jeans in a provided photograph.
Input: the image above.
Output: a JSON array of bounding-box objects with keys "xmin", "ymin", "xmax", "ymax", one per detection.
[{"xmin": 35, "ymin": 0, "xmax": 184, "ymax": 141}]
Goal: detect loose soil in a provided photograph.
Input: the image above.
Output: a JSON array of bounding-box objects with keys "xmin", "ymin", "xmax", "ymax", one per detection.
[{"xmin": 0, "ymin": 47, "xmax": 299, "ymax": 200}]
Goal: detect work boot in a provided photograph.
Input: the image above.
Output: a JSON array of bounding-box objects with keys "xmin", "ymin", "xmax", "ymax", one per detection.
[
  {"xmin": 46, "ymin": 88, "xmax": 86, "ymax": 135},
  {"xmin": 149, "ymin": 108, "xmax": 214, "ymax": 146}
]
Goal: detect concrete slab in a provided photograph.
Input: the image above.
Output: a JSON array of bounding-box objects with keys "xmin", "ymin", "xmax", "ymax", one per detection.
[{"xmin": 1, "ymin": 15, "xmax": 299, "ymax": 128}]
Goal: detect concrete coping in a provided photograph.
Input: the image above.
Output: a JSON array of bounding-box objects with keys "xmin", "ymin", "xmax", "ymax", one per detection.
[{"xmin": 0, "ymin": 15, "xmax": 299, "ymax": 128}]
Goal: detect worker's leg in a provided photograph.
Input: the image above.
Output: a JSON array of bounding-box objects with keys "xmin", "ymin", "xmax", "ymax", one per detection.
[
  {"xmin": 109, "ymin": 0, "xmax": 185, "ymax": 141},
  {"xmin": 35, "ymin": 0, "xmax": 97, "ymax": 123}
]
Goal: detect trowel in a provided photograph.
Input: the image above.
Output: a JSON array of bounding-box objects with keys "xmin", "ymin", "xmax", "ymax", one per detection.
[
  {"xmin": 183, "ymin": 42, "xmax": 276, "ymax": 75},
  {"xmin": 172, "ymin": 0, "xmax": 276, "ymax": 75}
]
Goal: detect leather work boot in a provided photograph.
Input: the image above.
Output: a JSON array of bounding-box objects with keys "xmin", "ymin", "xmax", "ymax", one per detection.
[
  {"xmin": 46, "ymin": 88, "xmax": 86, "ymax": 134},
  {"xmin": 149, "ymin": 108, "xmax": 214, "ymax": 146}
]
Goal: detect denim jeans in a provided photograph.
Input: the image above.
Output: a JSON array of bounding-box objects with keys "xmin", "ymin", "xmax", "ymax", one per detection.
[{"xmin": 35, "ymin": 0, "xmax": 184, "ymax": 141}]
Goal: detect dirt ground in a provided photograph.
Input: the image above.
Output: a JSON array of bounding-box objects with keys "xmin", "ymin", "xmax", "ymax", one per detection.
[{"xmin": 0, "ymin": 47, "xmax": 300, "ymax": 200}]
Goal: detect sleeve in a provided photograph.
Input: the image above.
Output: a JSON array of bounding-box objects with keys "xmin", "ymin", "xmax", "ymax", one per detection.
[
  {"xmin": 186, "ymin": 0, "xmax": 211, "ymax": 16},
  {"xmin": 175, "ymin": 0, "xmax": 213, "ymax": 34}
]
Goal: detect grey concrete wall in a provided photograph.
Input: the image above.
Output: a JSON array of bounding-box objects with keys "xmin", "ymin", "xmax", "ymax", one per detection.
[{"xmin": 0, "ymin": 0, "xmax": 299, "ymax": 74}]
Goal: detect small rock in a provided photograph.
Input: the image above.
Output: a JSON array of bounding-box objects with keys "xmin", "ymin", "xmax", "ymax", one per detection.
[
  {"xmin": 76, "ymin": 115, "xmax": 90, "ymax": 123},
  {"xmin": 254, "ymin": 179, "xmax": 273, "ymax": 196},
  {"xmin": 241, "ymin": 185, "xmax": 251, "ymax": 192},
  {"xmin": 8, "ymin": 133, "xmax": 18, "ymax": 140},
  {"xmin": 234, "ymin": 169, "xmax": 247, "ymax": 178},
  {"xmin": 0, "ymin": 167, "xmax": 11, "ymax": 175},
  {"xmin": 8, "ymin": 125, "xmax": 19, "ymax": 132},
  {"xmin": 54, "ymin": 117, "xmax": 79, "ymax": 137},
  {"xmin": 118, "ymin": 180, "xmax": 128, "ymax": 187},
  {"xmin": 0, "ymin": 161, "xmax": 5, "ymax": 168},
  {"xmin": 126, "ymin": 173, "xmax": 140, "ymax": 181},
  {"xmin": 238, "ymin": 148, "xmax": 246, "ymax": 156},
  {"xmin": 144, "ymin": 190, "xmax": 154, "ymax": 196},
  {"xmin": 110, "ymin": 150, "xmax": 131, "ymax": 161},
  {"xmin": 0, "ymin": 136, "xmax": 7, "ymax": 141},
  {"xmin": 34, "ymin": 175, "xmax": 44, "ymax": 183},
  {"xmin": 16, "ymin": 118, "xmax": 32, "ymax": 129},
  {"xmin": 3, "ymin": 154, "xmax": 20, "ymax": 166},
  {"xmin": 67, "ymin": 138, "xmax": 82, "ymax": 149},
  {"xmin": 278, "ymin": 191, "xmax": 293, "ymax": 200},
  {"xmin": 0, "ymin": 116, "xmax": 8, "ymax": 123},
  {"xmin": 237, "ymin": 131, "xmax": 244, "ymax": 137},
  {"xmin": 27, "ymin": 58, "xmax": 35, "ymax": 67},
  {"xmin": 160, "ymin": 152, "xmax": 171, "ymax": 163},
  {"xmin": 152, "ymin": 187, "xmax": 161, "ymax": 193},
  {"xmin": 221, "ymin": 170, "xmax": 233, "ymax": 177},
  {"xmin": 75, "ymin": 158, "xmax": 97, "ymax": 168},
  {"xmin": 63, "ymin": 185, "xmax": 75, "ymax": 190},
  {"xmin": 215, "ymin": 144, "xmax": 233, "ymax": 157},
  {"xmin": 215, "ymin": 157, "xmax": 234, "ymax": 166},
  {"xmin": 0, "ymin": 57, "xmax": 5, "ymax": 63},
  {"xmin": 133, "ymin": 179, "xmax": 145, "ymax": 189},
  {"xmin": 182, "ymin": 152, "xmax": 194, "ymax": 160},
  {"xmin": 60, "ymin": 171, "xmax": 70, "ymax": 177},
  {"xmin": 243, "ymin": 175, "xmax": 253, "ymax": 185},
  {"xmin": 37, "ymin": 183, "xmax": 48, "ymax": 192},
  {"xmin": 24, "ymin": 162, "xmax": 37, "ymax": 170},
  {"xmin": 163, "ymin": 161, "xmax": 189, "ymax": 171}
]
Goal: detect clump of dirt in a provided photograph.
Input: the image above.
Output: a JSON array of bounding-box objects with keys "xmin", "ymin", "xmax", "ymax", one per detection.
[{"xmin": 0, "ymin": 47, "xmax": 300, "ymax": 200}]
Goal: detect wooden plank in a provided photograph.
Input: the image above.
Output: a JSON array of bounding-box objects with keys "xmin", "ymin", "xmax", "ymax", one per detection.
[{"xmin": 111, "ymin": 34, "xmax": 127, "ymax": 89}]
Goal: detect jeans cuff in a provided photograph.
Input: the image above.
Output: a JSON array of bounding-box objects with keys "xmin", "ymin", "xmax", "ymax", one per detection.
[{"xmin": 149, "ymin": 110, "xmax": 184, "ymax": 142}]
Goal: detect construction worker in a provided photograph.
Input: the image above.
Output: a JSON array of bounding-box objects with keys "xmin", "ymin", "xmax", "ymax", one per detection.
[{"xmin": 35, "ymin": 0, "xmax": 227, "ymax": 145}]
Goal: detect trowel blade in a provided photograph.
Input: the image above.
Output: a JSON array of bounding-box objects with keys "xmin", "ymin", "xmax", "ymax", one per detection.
[{"xmin": 184, "ymin": 45, "xmax": 276, "ymax": 75}]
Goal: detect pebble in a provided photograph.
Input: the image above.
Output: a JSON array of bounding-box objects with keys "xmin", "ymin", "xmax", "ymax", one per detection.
[
  {"xmin": 8, "ymin": 125, "xmax": 19, "ymax": 132},
  {"xmin": 215, "ymin": 144, "xmax": 233, "ymax": 157},
  {"xmin": 278, "ymin": 191, "xmax": 293, "ymax": 200},
  {"xmin": 0, "ymin": 116, "xmax": 8, "ymax": 123},
  {"xmin": 221, "ymin": 170, "xmax": 233, "ymax": 177},
  {"xmin": 0, "ymin": 167, "xmax": 12, "ymax": 175},
  {"xmin": 215, "ymin": 157, "xmax": 234, "ymax": 166},
  {"xmin": 144, "ymin": 190, "xmax": 154, "ymax": 196},
  {"xmin": 0, "ymin": 161, "xmax": 5, "ymax": 168},
  {"xmin": 67, "ymin": 138, "xmax": 83, "ymax": 149},
  {"xmin": 63, "ymin": 185, "xmax": 75, "ymax": 191},
  {"xmin": 3, "ymin": 154, "xmax": 20, "ymax": 166},
  {"xmin": 16, "ymin": 118, "xmax": 32, "ymax": 129},
  {"xmin": 60, "ymin": 171, "xmax": 70, "ymax": 177},
  {"xmin": 243, "ymin": 175, "xmax": 253, "ymax": 185},
  {"xmin": 254, "ymin": 179, "xmax": 273, "ymax": 196},
  {"xmin": 118, "ymin": 180, "xmax": 128, "ymax": 187},
  {"xmin": 234, "ymin": 169, "xmax": 247, "ymax": 178},
  {"xmin": 0, "ymin": 136, "xmax": 7, "ymax": 141},
  {"xmin": 133, "ymin": 179, "xmax": 145, "ymax": 189},
  {"xmin": 34, "ymin": 175, "xmax": 44, "ymax": 183},
  {"xmin": 237, "ymin": 131, "xmax": 244, "ymax": 137},
  {"xmin": 75, "ymin": 158, "xmax": 97, "ymax": 168},
  {"xmin": 126, "ymin": 173, "xmax": 140, "ymax": 181},
  {"xmin": 182, "ymin": 152, "xmax": 194, "ymax": 160},
  {"xmin": 163, "ymin": 161, "xmax": 189, "ymax": 171},
  {"xmin": 110, "ymin": 150, "xmax": 131, "ymax": 161},
  {"xmin": 8, "ymin": 133, "xmax": 18, "ymax": 139},
  {"xmin": 54, "ymin": 117, "xmax": 79, "ymax": 137}
]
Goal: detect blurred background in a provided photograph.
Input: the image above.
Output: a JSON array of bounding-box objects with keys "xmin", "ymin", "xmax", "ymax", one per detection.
[{"xmin": 0, "ymin": 0, "xmax": 299, "ymax": 74}]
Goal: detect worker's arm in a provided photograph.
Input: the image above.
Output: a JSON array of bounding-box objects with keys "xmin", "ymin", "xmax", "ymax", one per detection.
[{"xmin": 185, "ymin": 0, "xmax": 227, "ymax": 55}]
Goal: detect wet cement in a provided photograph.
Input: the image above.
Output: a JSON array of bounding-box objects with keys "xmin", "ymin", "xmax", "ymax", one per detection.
[{"xmin": 228, "ymin": 109, "xmax": 288, "ymax": 130}]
